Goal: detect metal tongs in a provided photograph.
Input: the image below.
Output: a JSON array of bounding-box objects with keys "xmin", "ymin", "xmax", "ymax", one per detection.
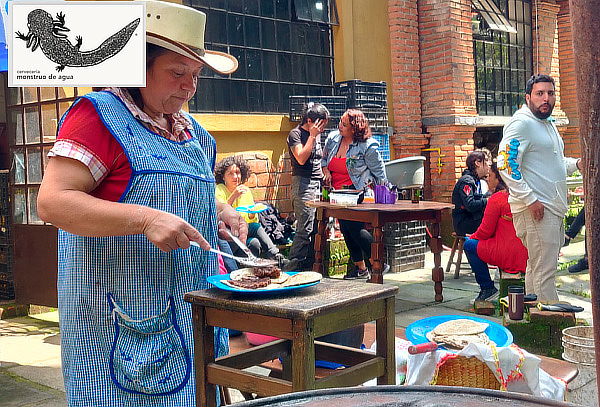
[{"xmin": 190, "ymin": 228, "xmax": 278, "ymax": 268}]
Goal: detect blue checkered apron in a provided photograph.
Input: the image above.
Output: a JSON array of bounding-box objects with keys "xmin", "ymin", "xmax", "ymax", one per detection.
[{"xmin": 57, "ymin": 91, "xmax": 228, "ymax": 406}]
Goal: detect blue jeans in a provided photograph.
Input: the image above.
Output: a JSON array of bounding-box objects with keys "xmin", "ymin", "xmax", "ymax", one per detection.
[{"xmin": 463, "ymin": 238, "xmax": 494, "ymax": 290}]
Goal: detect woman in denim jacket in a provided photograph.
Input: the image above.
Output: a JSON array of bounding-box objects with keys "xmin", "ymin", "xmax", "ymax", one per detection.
[{"xmin": 322, "ymin": 109, "xmax": 388, "ymax": 279}]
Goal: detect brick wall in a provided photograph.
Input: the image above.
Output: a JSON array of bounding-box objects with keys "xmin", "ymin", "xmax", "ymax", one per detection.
[
  {"xmin": 416, "ymin": 0, "xmax": 477, "ymax": 203},
  {"xmin": 556, "ymin": 0, "xmax": 581, "ymax": 157},
  {"xmin": 426, "ymin": 125, "xmax": 477, "ymax": 202},
  {"xmin": 532, "ymin": 0, "xmax": 567, "ymax": 119},
  {"xmin": 387, "ymin": 0, "xmax": 424, "ymax": 157},
  {"xmin": 236, "ymin": 152, "xmax": 294, "ymax": 216},
  {"xmin": 418, "ymin": 0, "xmax": 477, "ymax": 119}
]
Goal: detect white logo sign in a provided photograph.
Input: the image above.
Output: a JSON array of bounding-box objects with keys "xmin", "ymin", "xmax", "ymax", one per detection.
[{"xmin": 9, "ymin": 1, "xmax": 145, "ymax": 87}]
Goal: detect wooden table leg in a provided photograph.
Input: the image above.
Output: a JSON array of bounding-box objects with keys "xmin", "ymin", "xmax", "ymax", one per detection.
[
  {"xmin": 291, "ymin": 319, "xmax": 315, "ymax": 392},
  {"xmin": 192, "ymin": 305, "xmax": 216, "ymax": 407},
  {"xmin": 429, "ymin": 221, "xmax": 444, "ymax": 302},
  {"xmin": 313, "ymin": 208, "xmax": 327, "ymax": 276},
  {"xmin": 369, "ymin": 221, "xmax": 384, "ymax": 284},
  {"xmin": 376, "ymin": 297, "xmax": 396, "ymax": 385}
]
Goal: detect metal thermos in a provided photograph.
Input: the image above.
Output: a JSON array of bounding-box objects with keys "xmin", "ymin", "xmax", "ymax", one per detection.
[{"xmin": 508, "ymin": 285, "xmax": 525, "ymax": 320}]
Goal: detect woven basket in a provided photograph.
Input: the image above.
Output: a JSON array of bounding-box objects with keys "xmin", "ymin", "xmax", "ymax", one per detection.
[{"xmin": 434, "ymin": 356, "xmax": 501, "ymax": 390}]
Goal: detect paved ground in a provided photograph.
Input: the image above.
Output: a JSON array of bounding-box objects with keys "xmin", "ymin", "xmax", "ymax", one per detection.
[{"xmin": 0, "ymin": 240, "xmax": 591, "ymax": 406}]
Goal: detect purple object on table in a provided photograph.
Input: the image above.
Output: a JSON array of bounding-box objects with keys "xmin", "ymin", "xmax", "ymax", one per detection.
[
  {"xmin": 374, "ymin": 185, "xmax": 386, "ymax": 203},
  {"xmin": 384, "ymin": 189, "xmax": 397, "ymax": 204},
  {"xmin": 374, "ymin": 185, "xmax": 396, "ymax": 204}
]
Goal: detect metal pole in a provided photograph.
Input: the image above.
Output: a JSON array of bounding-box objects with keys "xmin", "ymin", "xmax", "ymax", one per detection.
[{"xmin": 568, "ymin": 0, "xmax": 600, "ymax": 398}]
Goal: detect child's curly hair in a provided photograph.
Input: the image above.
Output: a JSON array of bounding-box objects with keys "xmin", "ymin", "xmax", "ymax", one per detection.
[
  {"xmin": 214, "ymin": 155, "xmax": 251, "ymax": 184},
  {"xmin": 343, "ymin": 109, "xmax": 372, "ymax": 142}
]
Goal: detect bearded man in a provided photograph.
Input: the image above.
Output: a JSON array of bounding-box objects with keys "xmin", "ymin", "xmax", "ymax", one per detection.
[{"xmin": 497, "ymin": 74, "xmax": 582, "ymax": 302}]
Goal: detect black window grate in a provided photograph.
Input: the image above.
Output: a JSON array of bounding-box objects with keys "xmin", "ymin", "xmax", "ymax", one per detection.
[
  {"xmin": 186, "ymin": 0, "xmax": 334, "ymax": 114},
  {"xmin": 473, "ymin": 0, "xmax": 532, "ymax": 116}
]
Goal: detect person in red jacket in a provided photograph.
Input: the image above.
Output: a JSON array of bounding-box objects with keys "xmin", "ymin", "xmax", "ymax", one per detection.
[{"xmin": 464, "ymin": 163, "xmax": 529, "ymax": 302}]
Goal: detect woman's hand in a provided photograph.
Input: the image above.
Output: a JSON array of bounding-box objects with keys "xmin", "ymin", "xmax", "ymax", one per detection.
[
  {"xmin": 232, "ymin": 185, "xmax": 250, "ymax": 200},
  {"xmin": 322, "ymin": 167, "xmax": 332, "ymax": 187},
  {"xmin": 141, "ymin": 208, "xmax": 210, "ymax": 252},
  {"xmin": 217, "ymin": 201, "xmax": 248, "ymax": 242},
  {"xmin": 309, "ymin": 118, "xmax": 326, "ymax": 139}
]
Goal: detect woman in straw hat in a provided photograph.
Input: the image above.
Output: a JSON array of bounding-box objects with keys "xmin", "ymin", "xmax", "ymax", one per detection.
[{"xmin": 37, "ymin": 1, "xmax": 240, "ymax": 405}]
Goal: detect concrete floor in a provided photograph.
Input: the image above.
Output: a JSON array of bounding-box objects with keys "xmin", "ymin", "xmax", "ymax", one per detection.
[{"xmin": 0, "ymin": 239, "xmax": 592, "ymax": 406}]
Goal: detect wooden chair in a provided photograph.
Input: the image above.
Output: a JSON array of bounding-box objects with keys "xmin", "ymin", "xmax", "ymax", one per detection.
[{"xmin": 445, "ymin": 233, "xmax": 466, "ymax": 279}]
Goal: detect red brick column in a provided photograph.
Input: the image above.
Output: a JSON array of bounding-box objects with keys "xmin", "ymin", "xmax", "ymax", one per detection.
[
  {"xmin": 560, "ymin": 126, "xmax": 581, "ymax": 159},
  {"xmin": 556, "ymin": 0, "xmax": 581, "ymax": 158},
  {"xmin": 416, "ymin": 0, "xmax": 477, "ymax": 204},
  {"xmin": 387, "ymin": 0, "xmax": 423, "ymax": 157},
  {"xmin": 426, "ymin": 125, "xmax": 477, "ymax": 203},
  {"xmin": 533, "ymin": 0, "xmax": 567, "ymax": 119},
  {"xmin": 418, "ymin": 0, "xmax": 477, "ymax": 119},
  {"xmin": 425, "ymin": 125, "xmax": 477, "ymax": 239}
]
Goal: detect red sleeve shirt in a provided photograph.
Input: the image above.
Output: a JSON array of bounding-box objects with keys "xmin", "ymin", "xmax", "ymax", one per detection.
[{"xmin": 55, "ymin": 98, "xmax": 131, "ymax": 202}]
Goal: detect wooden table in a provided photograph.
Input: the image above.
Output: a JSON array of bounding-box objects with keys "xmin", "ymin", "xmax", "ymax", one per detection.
[
  {"xmin": 184, "ymin": 279, "xmax": 398, "ymax": 407},
  {"xmin": 307, "ymin": 201, "xmax": 453, "ymax": 302}
]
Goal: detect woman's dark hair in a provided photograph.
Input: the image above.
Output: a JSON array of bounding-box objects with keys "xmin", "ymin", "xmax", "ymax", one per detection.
[
  {"xmin": 126, "ymin": 44, "xmax": 170, "ymax": 109},
  {"xmin": 466, "ymin": 150, "xmax": 487, "ymax": 173},
  {"xmin": 525, "ymin": 74, "xmax": 555, "ymax": 95},
  {"xmin": 300, "ymin": 102, "xmax": 330, "ymax": 125},
  {"xmin": 490, "ymin": 162, "xmax": 507, "ymax": 193},
  {"xmin": 93, "ymin": 44, "xmax": 168, "ymax": 107},
  {"xmin": 343, "ymin": 109, "xmax": 372, "ymax": 142},
  {"xmin": 214, "ymin": 155, "xmax": 251, "ymax": 184}
]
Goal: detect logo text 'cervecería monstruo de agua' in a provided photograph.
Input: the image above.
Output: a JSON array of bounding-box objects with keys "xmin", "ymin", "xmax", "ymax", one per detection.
[{"xmin": 9, "ymin": 1, "xmax": 145, "ymax": 87}]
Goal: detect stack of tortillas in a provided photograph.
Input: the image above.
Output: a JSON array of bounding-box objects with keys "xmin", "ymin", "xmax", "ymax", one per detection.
[{"xmin": 426, "ymin": 319, "xmax": 491, "ymax": 350}]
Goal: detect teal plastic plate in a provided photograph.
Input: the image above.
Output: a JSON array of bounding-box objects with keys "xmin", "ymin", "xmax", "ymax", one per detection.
[
  {"xmin": 235, "ymin": 203, "xmax": 268, "ymax": 213},
  {"xmin": 207, "ymin": 271, "xmax": 320, "ymax": 294},
  {"xmin": 405, "ymin": 315, "xmax": 513, "ymax": 349}
]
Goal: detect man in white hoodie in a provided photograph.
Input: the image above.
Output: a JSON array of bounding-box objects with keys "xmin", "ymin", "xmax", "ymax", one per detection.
[{"xmin": 497, "ymin": 74, "xmax": 581, "ymax": 302}]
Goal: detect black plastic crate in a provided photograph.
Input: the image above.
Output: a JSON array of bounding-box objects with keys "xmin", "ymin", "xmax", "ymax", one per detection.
[
  {"xmin": 335, "ymin": 80, "xmax": 387, "ymax": 109},
  {"xmin": 372, "ymin": 133, "xmax": 390, "ymax": 162},
  {"xmin": 289, "ymin": 95, "xmax": 348, "ymax": 130},
  {"xmin": 362, "ymin": 107, "xmax": 389, "ymax": 134}
]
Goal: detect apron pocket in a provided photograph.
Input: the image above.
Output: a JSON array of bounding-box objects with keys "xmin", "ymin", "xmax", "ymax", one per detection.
[{"xmin": 108, "ymin": 294, "xmax": 191, "ymax": 396}]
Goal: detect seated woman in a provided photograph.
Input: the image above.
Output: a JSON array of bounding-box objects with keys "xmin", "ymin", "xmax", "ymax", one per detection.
[
  {"xmin": 215, "ymin": 155, "xmax": 283, "ymax": 262},
  {"xmin": 322, "ymin": 109, "xmax": 389, "ymax": 279},
  {"xmin": 464, "ymin": 163, "xmax": 528, "ymax": 302}
]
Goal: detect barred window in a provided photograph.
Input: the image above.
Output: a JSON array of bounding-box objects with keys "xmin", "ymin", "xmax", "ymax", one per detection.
[
  {"xmin": 185, "ymin": 0, "xmax": 335, "ymax": 114},
  {"xmin": 5, "ymin": 84, "xmax": 79, "ymax": 225},
  {"xmin": 473, "ymin": 0, "xmax": 533, "ymax": 116}
]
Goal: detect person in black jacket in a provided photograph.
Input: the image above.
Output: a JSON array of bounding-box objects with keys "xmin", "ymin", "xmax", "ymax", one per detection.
[{"xmin": 452, "ymin": 150, "xmax": 491, "ymax": 236}]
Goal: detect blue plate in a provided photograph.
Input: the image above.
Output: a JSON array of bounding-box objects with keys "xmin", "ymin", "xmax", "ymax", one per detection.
[
  {"xmin": 405, "ymin": 315, "xmax": 513, "ymax": 349},
  {"xmin": 207, "ymin": 271, "xmax": 320, "ymax": 294},
  {"xmin": 235, "ymin": 204, "xmax": 268, "ymax": 214}
]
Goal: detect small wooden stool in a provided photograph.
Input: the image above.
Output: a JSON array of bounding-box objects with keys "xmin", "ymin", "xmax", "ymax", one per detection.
[
  {"xmin": 185, "ymin": 279, "xmax": 398, "ymax": 407},
  {"xmin": 445, "ymin": 233, "xmax": 466, "ymax": 279}
]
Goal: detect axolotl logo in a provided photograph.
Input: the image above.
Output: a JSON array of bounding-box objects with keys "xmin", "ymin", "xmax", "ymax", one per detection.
[{"xmin": 497, "ymin": 139, "xmax": 522, "ymax": 180}]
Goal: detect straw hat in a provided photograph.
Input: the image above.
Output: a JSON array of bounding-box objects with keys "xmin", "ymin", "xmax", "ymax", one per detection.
[{"xmin": 144, "ymin": 0, "xmax": 238, "ymax": 74}]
